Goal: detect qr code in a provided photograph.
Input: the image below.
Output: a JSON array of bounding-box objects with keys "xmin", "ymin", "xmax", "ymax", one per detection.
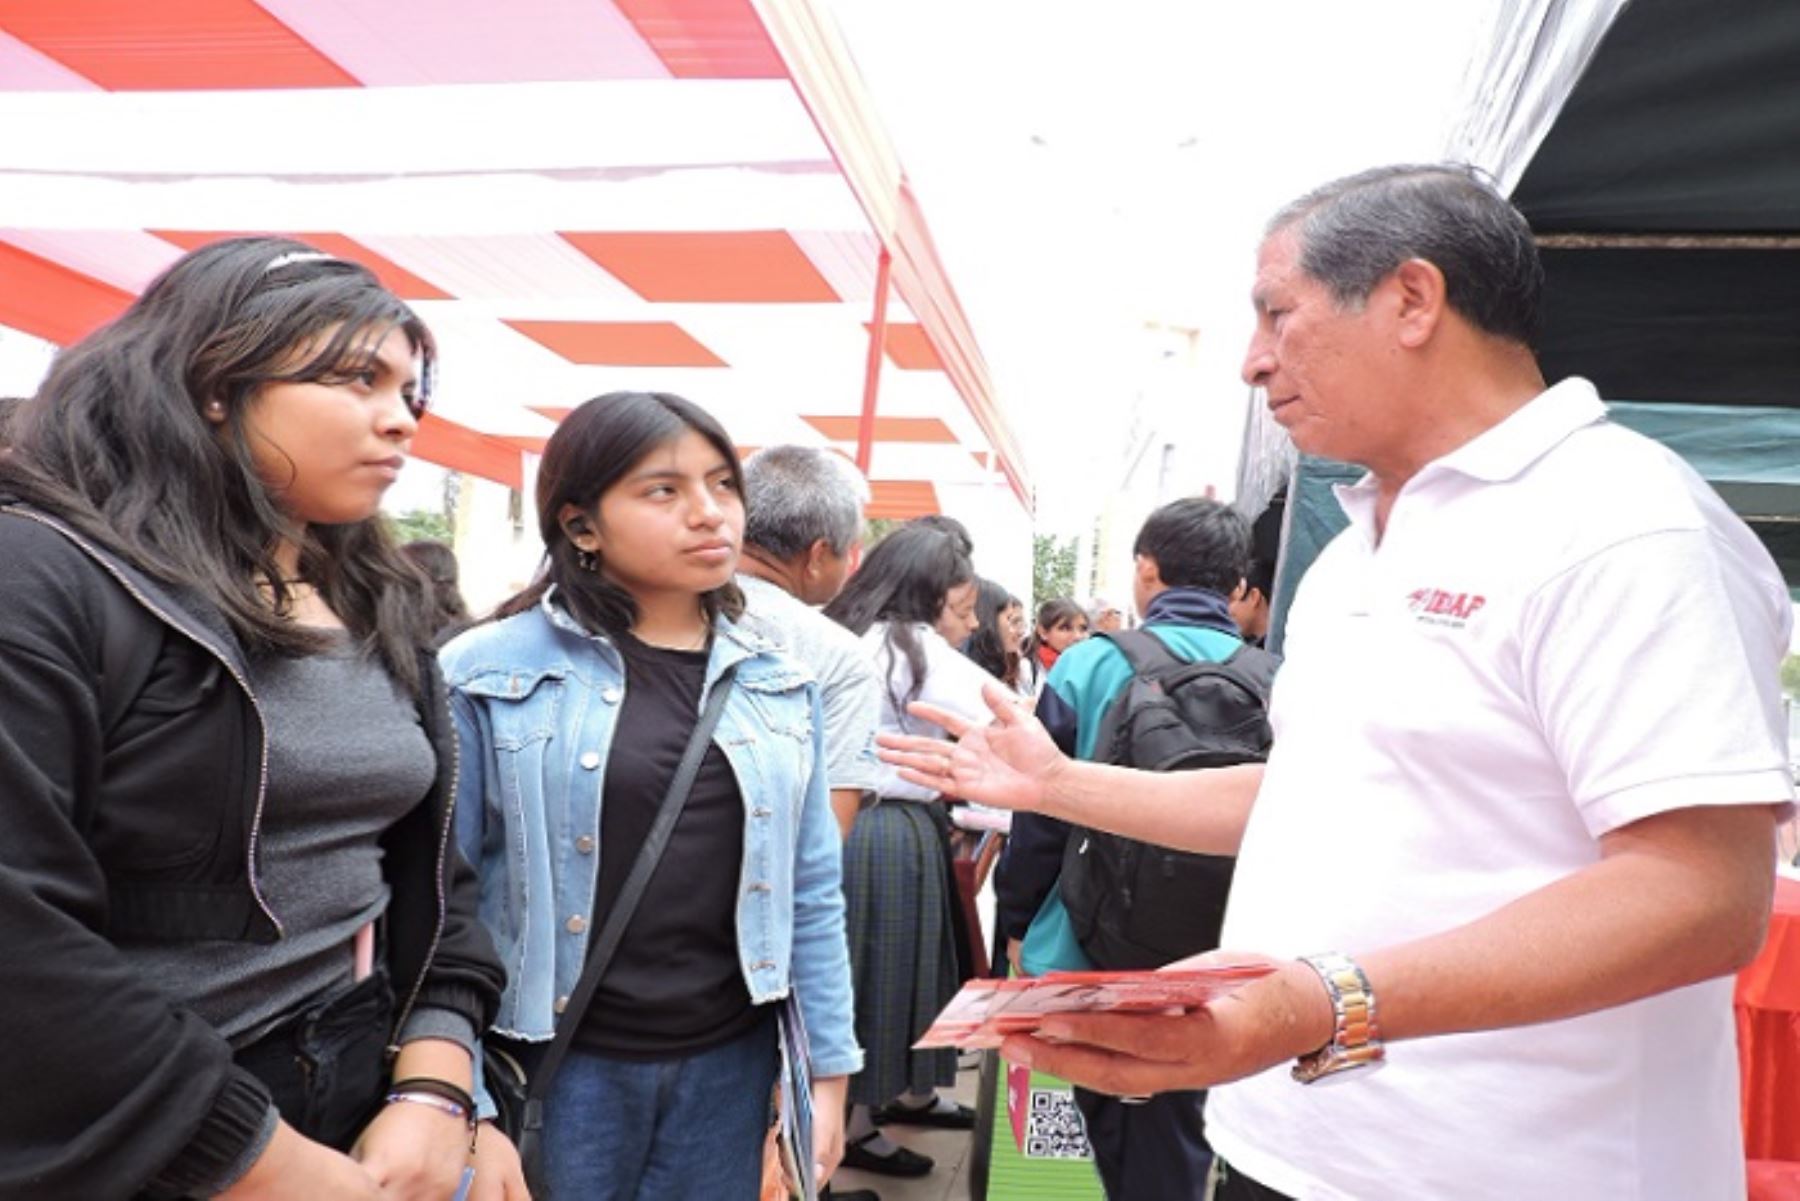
[{"xmin": 1023, "ymin": 1088, "xmax": 1092, "ymax": 1160}]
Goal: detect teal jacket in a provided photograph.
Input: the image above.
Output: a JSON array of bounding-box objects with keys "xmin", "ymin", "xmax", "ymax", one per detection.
[{"xmin": 993, "ymin": 586, "xmax": 1246, "ymax": 941}]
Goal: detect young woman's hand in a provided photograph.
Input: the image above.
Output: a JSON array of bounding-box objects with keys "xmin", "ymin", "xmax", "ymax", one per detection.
[
  {"xmin": 216, "ymin": 1120, "xmax": 383, "ymax": 1201},
  {"xmin": 468, "ymin": 1121, "xmax": 532, "ymax": 1201},
  {"xmin": 810, "ymin": 1074, "xmax": 850, "ymax": 1186},
  {"xmin": 351, "ymin": 1097, "xmax": 474, "ymax": 1201}
]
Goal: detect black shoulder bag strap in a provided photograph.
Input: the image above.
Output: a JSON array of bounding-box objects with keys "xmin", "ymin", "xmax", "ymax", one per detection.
[{"xmin": 519, "ymin": 661, "xmax": 739, "ymax": 1139}]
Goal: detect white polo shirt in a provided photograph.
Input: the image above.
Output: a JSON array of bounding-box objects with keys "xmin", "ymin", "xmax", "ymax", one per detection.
[{"xmin": 1206, "ymin": 379, "xmax": 1794, "ymax": 1201}]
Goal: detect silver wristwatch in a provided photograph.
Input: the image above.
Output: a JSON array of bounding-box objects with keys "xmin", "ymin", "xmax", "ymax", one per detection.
[{"xmin": 1291, "ymin": 952, "xmax": 1385, "ymax": 1085}]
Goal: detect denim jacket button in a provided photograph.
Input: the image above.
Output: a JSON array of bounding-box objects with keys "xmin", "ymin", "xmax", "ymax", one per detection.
[
  {"xmin": 747, "ymin": 881, "xmax": 772, "ymax": 894},
  {"xmin": 601, "ymin": 688, "xmax": 622, "ymax": 704},
  {"xmin": 554, "ymin": 995, "xmax": 570, "ymax": 1014},
  {"xmin": 579, "ymin": 751, "xmax": 601, "ymax": 770},
  {"xmin": 575, "ymin": 835, "xmax": 596, "ymax": 854},
  {"xmin": 749, "ymin": 959, "xmax": 775, "ymax": 971},
  {"xmin": 566, "ymin": 914, "xmax": 587, "ymax": 934}
]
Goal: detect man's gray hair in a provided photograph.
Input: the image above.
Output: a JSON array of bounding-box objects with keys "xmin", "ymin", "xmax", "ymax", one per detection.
[
  {"xmin": 1268, "ymin": 163, "xmax": 1543, "ymax": 347},
  {"xmin": 742, "ymin": 444, "xmax": 870, "ymax": 559}
]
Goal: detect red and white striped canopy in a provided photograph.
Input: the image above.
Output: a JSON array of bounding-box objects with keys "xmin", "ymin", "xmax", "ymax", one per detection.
[{"xmin": 0, "ymin": 0, "xmax": 1030, "ymax": 524}]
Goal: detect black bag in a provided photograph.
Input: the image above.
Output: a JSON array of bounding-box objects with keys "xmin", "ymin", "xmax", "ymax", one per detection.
[
  {"xmin": 1058, "ymin": 630, "xmax": 1277, "ymax": 970},
  {"xmin": 480, "ymin": 1038, "xmax": 533, "ymax": 1155},
  {"xmin": 483, "ymin": 664, "xmax": 738, "ymax": 1192}
]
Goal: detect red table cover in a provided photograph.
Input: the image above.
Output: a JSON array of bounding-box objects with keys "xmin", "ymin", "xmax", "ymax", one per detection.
[{"xmin": 1738, "ymin": 877, "xmax": 1800, "ymax": 1162}]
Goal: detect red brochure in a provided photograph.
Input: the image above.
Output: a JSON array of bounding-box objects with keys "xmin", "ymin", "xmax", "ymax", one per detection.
[{"xmin": 914, "ymin": 963, "xmax": 1275, "ymax": 1050}]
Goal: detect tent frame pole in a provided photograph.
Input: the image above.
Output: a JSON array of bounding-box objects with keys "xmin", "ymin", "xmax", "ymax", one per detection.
[{"xmin": 855, "ymin": 247, "xmax": 893, "ymax": 475}]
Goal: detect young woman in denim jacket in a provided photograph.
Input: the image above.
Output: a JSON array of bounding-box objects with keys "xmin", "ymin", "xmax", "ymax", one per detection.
[{"xmin": 443, "ymin": 392, "xmax": 860, "ymax": 1200}]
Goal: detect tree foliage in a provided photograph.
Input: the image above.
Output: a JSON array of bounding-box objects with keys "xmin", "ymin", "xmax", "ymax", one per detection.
[
  {"xmin": 386, "ymin": 508, "xmax": 453, "ymax": 546},
  {"xmin": 864, "ymin": 517, "xmax": 901, "ymax": 547},
  {"xmin": 1033, "ymin": 532, "xmax": 1077, "ymax": 608},
  {"xmin": 1782, "ymin": 653, "xmax": 1800, "ymax": 700}
]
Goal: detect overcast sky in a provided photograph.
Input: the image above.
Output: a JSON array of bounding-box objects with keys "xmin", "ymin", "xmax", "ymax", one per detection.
[{"xmin": 828, "ymin": 0, "xmax": 1490, "ymax": 529}]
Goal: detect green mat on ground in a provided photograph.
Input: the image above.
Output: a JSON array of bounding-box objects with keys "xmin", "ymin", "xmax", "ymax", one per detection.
[{"xmin": 968, "ymin": 1050, "xmax": 1106, "ymax": 1201}]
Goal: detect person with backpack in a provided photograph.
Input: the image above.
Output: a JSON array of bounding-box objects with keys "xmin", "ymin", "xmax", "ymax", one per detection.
[
  {"xmin": 0, "ymin": 239, "xmax": 507, "ymax": 1200},
  {"xmin": 993, "ymin": 496, "xmax": 1274, "ymax": 1201}
]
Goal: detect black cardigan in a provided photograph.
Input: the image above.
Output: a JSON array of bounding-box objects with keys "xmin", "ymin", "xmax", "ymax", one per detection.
[{"xmin": 0, "ymin": 505, "xmax": 504, "ymax": 1199}]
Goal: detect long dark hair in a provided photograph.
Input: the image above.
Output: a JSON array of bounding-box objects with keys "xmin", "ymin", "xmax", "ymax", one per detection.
[
  {"xmin": 824, "ymin": 521, "xmax": 974, "ymax": 707},
  {"xmin": 401, "ymin": 539, "xmax": 472, "ymax": 641},
  {"xmin": 0, "ymin": 237, "xmax": 438, "ymax": 694},
  {"xmin": 1023, "ymin": 596, "xmax": 1086, "ymax": 667},
  {"xmin": 964, "ymin": 578, "xmax": 1022, "ymax": 688},
  {"xmin": 496, "ymin": 391, "xmax": 745, "ymax": 636}
]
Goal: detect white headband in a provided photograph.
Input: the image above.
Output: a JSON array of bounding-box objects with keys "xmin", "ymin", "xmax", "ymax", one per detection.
[{"xmin": 261, "ymin": 250, "xmax": 334, "ymax": 275}]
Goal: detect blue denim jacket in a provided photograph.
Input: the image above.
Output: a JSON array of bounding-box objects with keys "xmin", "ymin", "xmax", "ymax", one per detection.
[{"xmin": 442, "ymin": 592, "xmax": 862, "ymax": 1080}]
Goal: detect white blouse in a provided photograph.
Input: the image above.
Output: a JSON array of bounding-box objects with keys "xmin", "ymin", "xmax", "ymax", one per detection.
[{"xmin": 860, "ymin": 620, "xmax": 1000, "ymax": 802}]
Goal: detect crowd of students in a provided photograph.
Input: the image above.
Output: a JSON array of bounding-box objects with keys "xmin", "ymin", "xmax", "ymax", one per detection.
[
  {"xmin": 0, "ymin": 231, "xmax": 1165, "ymax": 1201},
  {"xmin": 3, "ymin": 162, "xmax": 1792, "ymax": 1201}
]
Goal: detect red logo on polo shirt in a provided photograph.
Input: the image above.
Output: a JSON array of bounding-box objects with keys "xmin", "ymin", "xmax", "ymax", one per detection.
[{"xmin": 1406, "ymin": 587, "xmax": 1487, "ymax": 628}]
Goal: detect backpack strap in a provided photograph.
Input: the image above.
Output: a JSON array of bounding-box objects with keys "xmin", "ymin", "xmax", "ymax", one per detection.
[
  {"xmin": 1216, "ymin": 644, "xmax": 1280, "ymax": 701},
  {"xmin": 1094, "ymin": 628, "xmax": 1186, "ymax": 679}
]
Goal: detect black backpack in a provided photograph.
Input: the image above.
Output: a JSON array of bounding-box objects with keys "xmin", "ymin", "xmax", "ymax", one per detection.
[{"xmin": 1057, "ymin": 629, "xmax": 1278, "ymax": 970}]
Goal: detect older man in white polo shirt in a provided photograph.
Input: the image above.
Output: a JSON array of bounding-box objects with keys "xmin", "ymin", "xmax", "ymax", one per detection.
[{"xmin": 882, "ymin": 165, "xmax": 1794, "ymax": 1200}]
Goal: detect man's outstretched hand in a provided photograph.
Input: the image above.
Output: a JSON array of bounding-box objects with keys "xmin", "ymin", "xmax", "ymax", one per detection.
[{"xmin": 876, "ymin": 682, "xmax": 1067, "ymax": 812}]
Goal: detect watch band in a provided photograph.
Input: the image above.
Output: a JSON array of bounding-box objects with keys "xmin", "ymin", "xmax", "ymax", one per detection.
[{"xmin": 1292, "ymin": 952, "xmax": 1385, "ymax": 1085}]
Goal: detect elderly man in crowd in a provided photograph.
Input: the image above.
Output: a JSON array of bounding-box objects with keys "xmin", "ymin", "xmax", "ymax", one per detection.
[
  {"xmin": 737, "ymin": 446, "xmax": 881, "ymax": 1201},
  {"xmin": 884, "ymin": 164, "xmax": 1793, "ymax": 1201},
  {"xmin": 739, "ymin": 444, "xmax": 880, "ymax": 841}
]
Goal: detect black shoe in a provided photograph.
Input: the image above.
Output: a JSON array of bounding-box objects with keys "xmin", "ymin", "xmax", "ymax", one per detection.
[
  {"xmin": 871, "ymin": 1097, "xmax": 977, "ymax": 1130},
  {"xmin": 822, "ymin": 1188, "xmax": 881, "ymax": 1201},
  {"xmin": 840, "ymin": 1132, "xmax": 935, "ymax": 1178}
]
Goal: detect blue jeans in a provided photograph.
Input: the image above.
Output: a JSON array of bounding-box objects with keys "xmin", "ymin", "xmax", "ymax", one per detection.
[{"xmin": 543, "ymin": 1013, "xmax": 779, "ymax": 1200}]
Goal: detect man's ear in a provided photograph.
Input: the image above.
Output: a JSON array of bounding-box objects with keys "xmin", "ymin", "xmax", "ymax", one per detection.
[
  {"xmin": 1134, "ymin": 554, "xmax": 1162, "ymax": 591},
  {"xmin": 1390, "ymin": 257, "xmax": 1447, "ymax": 349},
  {"xmin": 805, "ymin": 537, "xmax": 833, "ymax": 577},
  {"xmin": 1229, "ymin": 576, "xmax": 1250, "ymax": 604}
]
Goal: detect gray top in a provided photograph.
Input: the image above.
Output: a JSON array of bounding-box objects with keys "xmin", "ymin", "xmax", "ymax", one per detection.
[
  {"xmin": 737, "ymin": 574, "xmax": 881, "ymax": 794},
  {"xmin": 123, "ymin": 631, "xmax": 462, "ymax": 1049}
]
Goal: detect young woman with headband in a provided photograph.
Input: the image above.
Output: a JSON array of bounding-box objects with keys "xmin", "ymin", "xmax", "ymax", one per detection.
[{"xmin": 0, "ymin": 238, "xmax": 506, "ymax": 1200}]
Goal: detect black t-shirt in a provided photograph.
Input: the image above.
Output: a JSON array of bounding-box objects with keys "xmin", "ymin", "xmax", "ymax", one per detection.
[{"xmin": 575, "ymin": 632, "xmax": 758, "ymax": 1058}]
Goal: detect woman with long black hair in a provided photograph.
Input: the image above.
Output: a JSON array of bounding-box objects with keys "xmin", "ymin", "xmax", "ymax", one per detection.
[
  {"xmin": 1024, "ymin": 596, "xmax": 1089, "ymax": 679},
  {"xmin": 963, "ymin": 578, "xmax": 1035, "ymax": 697},
  {"xmin": 824, "ymin": 521, "xmax": 1004, "ymax": 1177},
  {"xmin": 0, "ymin": 239, "xmax": 505, "ymax": 1200},
  {"xmin": 444, "ymin": 391, "xmax": 858, "ymax": 1200}
]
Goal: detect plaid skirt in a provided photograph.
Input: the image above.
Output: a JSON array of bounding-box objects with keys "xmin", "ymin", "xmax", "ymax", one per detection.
[{"xmin": 841, "ymin": 798, "xmax": 960, "ymax": 1105}]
